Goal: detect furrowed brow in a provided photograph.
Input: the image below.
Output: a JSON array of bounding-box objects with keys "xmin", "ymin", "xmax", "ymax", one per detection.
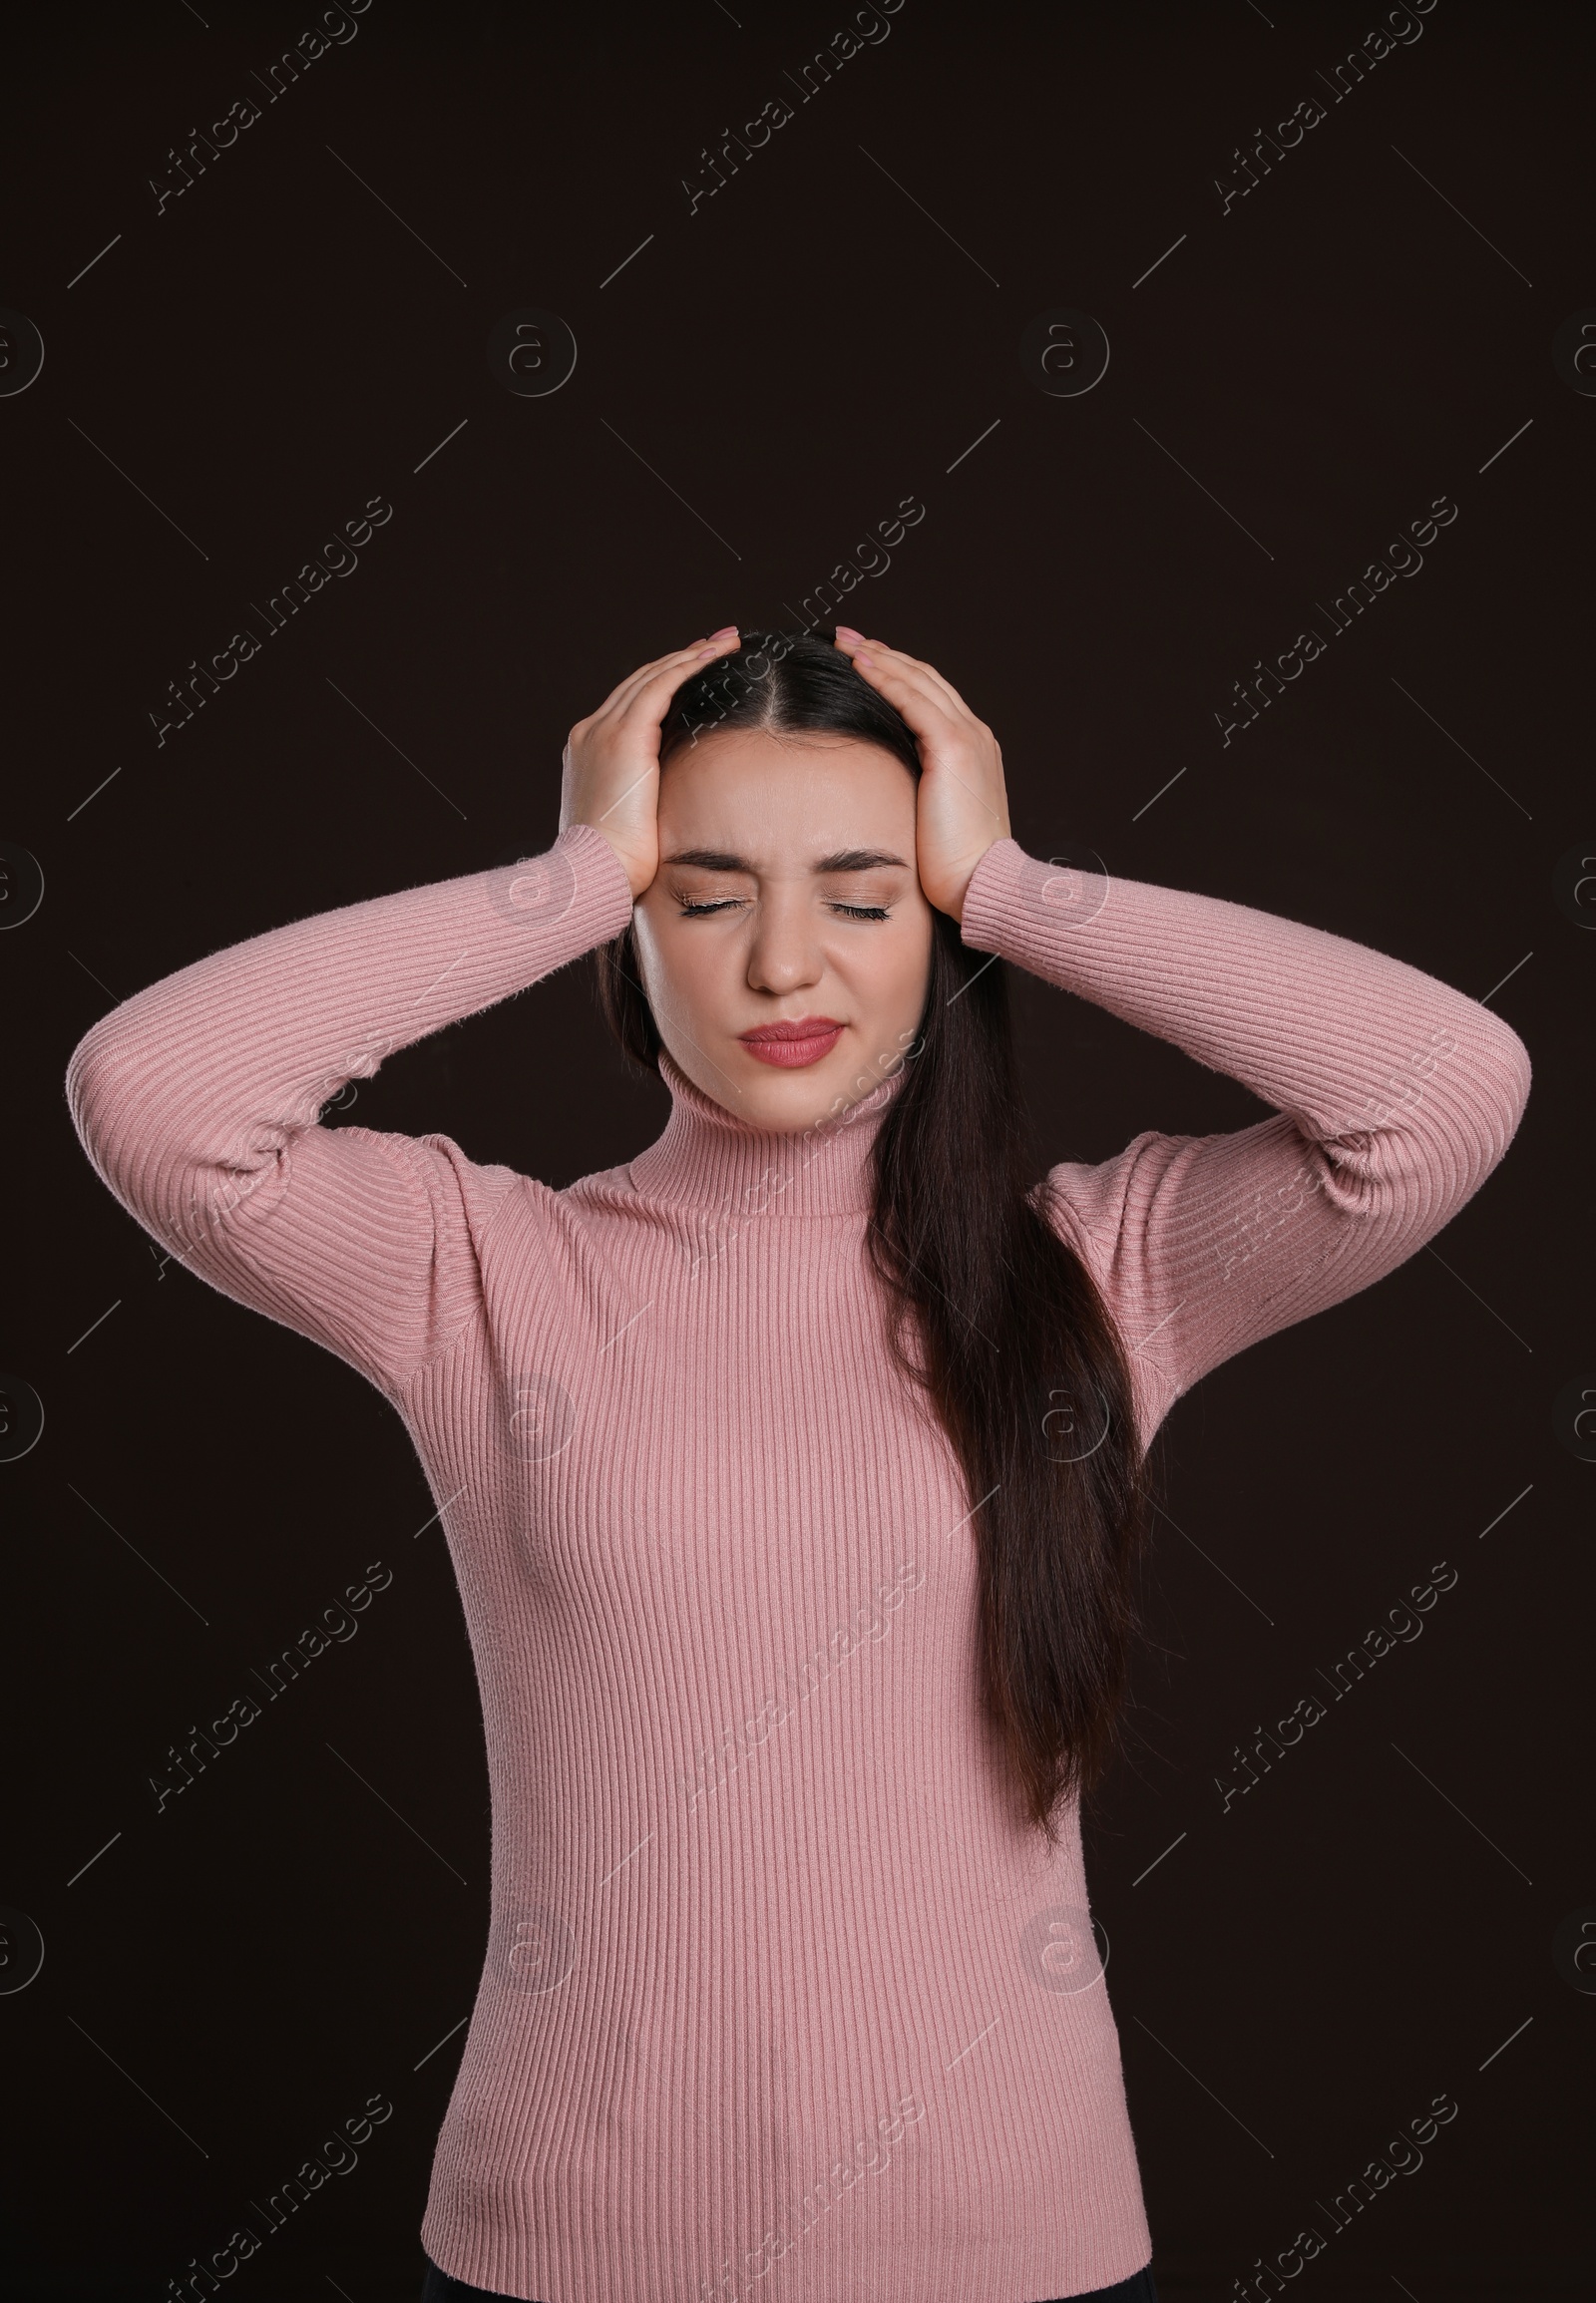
[
  {"xmin": 661, "ymin": 847, "xmax": 911, "ymax": 874},
  {"xmin": 660, "ymin": 848, "xmax": 756, "ymax": 872}
]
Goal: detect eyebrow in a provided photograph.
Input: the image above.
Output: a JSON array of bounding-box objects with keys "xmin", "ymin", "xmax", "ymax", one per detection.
[{"xmin": 660, "ymin": 847, "xmax": 912, "ymax": 874}]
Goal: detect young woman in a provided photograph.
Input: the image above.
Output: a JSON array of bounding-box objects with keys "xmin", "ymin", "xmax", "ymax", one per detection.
[{"xmin": 67, "ymin": 627, "xmax": 1530, "ymax": 2303}]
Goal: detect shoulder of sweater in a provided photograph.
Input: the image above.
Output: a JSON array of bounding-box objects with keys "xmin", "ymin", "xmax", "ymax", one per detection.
[
  {"xmin": 509, "ymin": 1158, "xmax": 662, "ymax": 1236},
  {"xmin": 1031, "ymin": 1135, "xmax": 1166, "ymax": 1254},
  {"xmin": 385, "ymin": 1140, "xmax": 653, "ymax": 1252},
  {"xmin": 563, "ymin": 1162, "xmax": 639, "ymax": 1202},
  {"xmin": 1031, "ymin": 1129, "xmax": 1222, "ymax": 1311},
  {"xmin": 375, "ymin": 1127, "xmax": 526, "ymax": 1246}
]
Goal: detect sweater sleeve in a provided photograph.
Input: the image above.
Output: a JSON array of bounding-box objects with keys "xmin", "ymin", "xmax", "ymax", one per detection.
[
  {"xmin": 958, "ymin": 839, "xmax": 1532, "ymax": 1445},
  {"xmin": 65, "ymin": 823, "xmax": 637, "ymax": 1397}
]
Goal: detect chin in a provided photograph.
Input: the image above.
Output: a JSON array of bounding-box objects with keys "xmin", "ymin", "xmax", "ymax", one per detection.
[{"xmin": 739, "ymin": 1054, "xmax": 877, "ymax": 1134}]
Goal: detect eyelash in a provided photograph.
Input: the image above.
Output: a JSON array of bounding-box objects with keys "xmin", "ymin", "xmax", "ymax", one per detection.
[{"xmin": 675, "ymin": 899, "xmax": 889, "ymax": 922}]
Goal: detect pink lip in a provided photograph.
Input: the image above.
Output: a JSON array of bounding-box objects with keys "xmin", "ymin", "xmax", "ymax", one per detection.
[{"xmin": 738, "ymin": 1017, "xmax": 845, "ymax": 1068}]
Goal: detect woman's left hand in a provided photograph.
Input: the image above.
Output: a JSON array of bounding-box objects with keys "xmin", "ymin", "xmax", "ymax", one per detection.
[{"xmin": 833, "ymin": 629, "xmax": 1010, "ymax": 922}]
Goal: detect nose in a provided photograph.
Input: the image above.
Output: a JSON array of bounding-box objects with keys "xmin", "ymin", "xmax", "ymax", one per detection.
[{"xmin": 744, "ymin": 885, "xmax": 825, "ymax": 996}]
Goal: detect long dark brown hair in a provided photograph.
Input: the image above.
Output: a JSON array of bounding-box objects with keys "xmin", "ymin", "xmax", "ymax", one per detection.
[{"xmin": 592, "ymin": 630, "xmax": 1153, "ymax": 1839}]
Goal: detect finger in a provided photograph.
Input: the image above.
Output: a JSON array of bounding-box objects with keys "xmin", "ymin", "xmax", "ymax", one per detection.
[
  {"xmin": 599, "ymin": 630, "xmax": 736, "ymax": 701},
  {"xmin": 854, "ymin": 682, "xmax": 998, "ymax": 825},
  {"xmin": 837, "ymin": 629, "xmax": 967, "ymax": 709},
  {"xmin": 837, "ymin": 632, "xmax": 976, "ymax": 722},
  {"xmin": 836, "ymin": 648, "xmax": 1005, "ymax": 826},
  {"xmin": 578, "ymin": 649, "xmax": 732, "ymax": 746},
  {"xmin": 613, "ymin": 631, "xmax": 743, "ymax": 725},
  {"xmin": 836, "ymin": 631, "xmax": 949, "ymax": 693},
  {"xmin": 835, "ymin": 627, "xmax": 968, "ymax": 708},
  {"xmin": 605, "ymin": 632, "xmax": 736, "ymax": 701},
  {"xmin": 837, "ymin": 644, "xmax": 971, "ymax": 741},
  {"xmin": 592, "ymin": 631, "xmax": 741, "ymax": 725}
]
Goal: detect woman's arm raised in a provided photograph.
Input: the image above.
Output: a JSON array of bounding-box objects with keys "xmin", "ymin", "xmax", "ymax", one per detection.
[
  {"xmin": 65, "ymin": 629, "xmax": 742, "ymax": 1396},
  {"xmin": 958, "ymin": 839, "xmax": 1530, "ymax": 1434},
  {"xmin": 833, "ymin": 628, "xmax": 1531, "ymax": 1440},
  {"xmin": 65, "ymin": 826, "xmax": 636, "ymax": 1397}
]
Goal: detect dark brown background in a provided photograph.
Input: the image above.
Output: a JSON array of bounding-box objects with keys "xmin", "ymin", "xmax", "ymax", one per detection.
[{"xmin": 3, "ymin": 2, "xmax": 1590, "ymax": 2297}]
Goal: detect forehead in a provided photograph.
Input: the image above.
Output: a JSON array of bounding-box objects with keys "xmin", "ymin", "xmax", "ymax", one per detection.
[{"xmin": 658, "ymin": 729, "xmax": 915, "ymax": 844}]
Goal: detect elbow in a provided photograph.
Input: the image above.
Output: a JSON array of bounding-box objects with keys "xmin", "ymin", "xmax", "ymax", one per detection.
[
  {"xmin": 1402, "ymin": 1007, "xmax": 1531, "ymax": 1216},
  {"xmin": 1464, "ymin": 1008, "xmax": 1532, "ymax": 1172},
  {"xmin": 67, "ymin": 1008, "xmax": 285, "ymax": 1250},
  {"xmin": 65, "ymin": 1016, "xmax": 130, "ymax": 1182},
  {"xmin": 65, "ymin": 1009, "xmax": 207, "ymax": 1237},
  {"xmin": 1327, "ymin": 1007, "xmax": 1531, "ymax": 1222},
  {"xmin": 65, "ymin": 1012, "xmax": 175, "ymax": 1231}
]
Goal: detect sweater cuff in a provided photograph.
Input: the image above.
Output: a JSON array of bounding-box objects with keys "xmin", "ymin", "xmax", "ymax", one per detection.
[
  {"xmin": 550, "ymin": 820, "xmax": 636, "ymax": 945},
  {"xmin": 958, "ymin": 837, "xmax": 1028, "ymax": 953},
  {"xmin": 958, "ymin": 836, "xmax": 1115, "ymax": 962}
]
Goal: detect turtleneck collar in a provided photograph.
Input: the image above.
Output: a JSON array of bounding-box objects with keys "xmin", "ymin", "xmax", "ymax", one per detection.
[{"xmin": 627, "ymin": 1046, "xmax": 909, "ymax": 1218}]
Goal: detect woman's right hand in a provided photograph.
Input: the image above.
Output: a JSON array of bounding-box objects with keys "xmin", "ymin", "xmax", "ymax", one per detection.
[{"xmin": 559, "ymin": 628, "xmax": 741, "ymax": 900}]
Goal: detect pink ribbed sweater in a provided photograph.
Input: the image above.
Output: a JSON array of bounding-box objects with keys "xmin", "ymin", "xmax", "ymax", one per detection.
[{"xmin": 66, "ymin": 825, "xmax": 1530, "ymax": 2303}]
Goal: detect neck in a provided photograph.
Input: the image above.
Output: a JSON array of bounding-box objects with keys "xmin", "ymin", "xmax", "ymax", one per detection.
[{"xmin": 628, "ymin": 1046, "xmax": 909, "ymax": 1217}]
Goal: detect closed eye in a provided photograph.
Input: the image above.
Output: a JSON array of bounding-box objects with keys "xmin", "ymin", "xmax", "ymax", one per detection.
[{"xmin": 676, "ymin": 898, "xmax": 891, "ymax": 921}]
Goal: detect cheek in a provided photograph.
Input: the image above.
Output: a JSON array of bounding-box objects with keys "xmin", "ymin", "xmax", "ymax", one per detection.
[
  {"xmin": 838, "ymin": 918, "xmax": 933, "ymax": 1047},
  {"xmin": 633, "ymin": 907, "xmax": 723, "ymax": 1022}
]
